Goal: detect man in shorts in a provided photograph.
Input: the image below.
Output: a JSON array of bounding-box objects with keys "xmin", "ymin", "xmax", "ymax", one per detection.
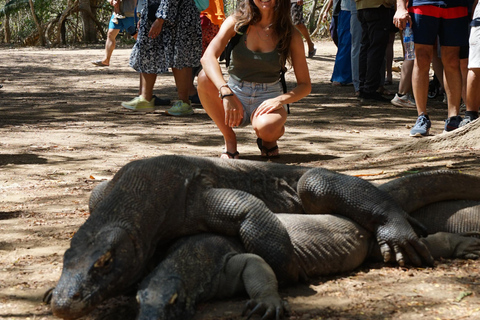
[
  {"xmin": 92, "ymin": 0, "xmax": 138, "ymax": 67},
  {"xmin": 291, "ymin": 0, "xmax": 316, "ymax": 57},
  {"xmin": 460, "ymin": 0, "xmax": 480, "ymax": 127},
  {"xmin": 394, "ymin": 0, "xmax": 470, "ymax": 137}
]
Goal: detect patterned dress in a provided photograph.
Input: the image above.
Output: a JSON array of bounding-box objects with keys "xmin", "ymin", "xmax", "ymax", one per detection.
[{"xmin": 130, "ymin": 0, "xmax": 202, "ymax": 73}]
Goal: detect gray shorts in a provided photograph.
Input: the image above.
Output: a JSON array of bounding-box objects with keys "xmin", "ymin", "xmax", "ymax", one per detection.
[
  {"xmin": 227, "ymin": 77, "xmax": 284, "ymax": 127},
  {"xmin": 469, "ymin": 6, "xmax": 480, "ymax": 69}
]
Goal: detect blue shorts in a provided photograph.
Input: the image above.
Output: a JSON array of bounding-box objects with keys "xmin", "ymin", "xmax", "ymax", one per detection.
[
  {"xmin": 409, "ymin": 5, "xmax": 469, "ymax": 46},
  {"xmin": 227, "ymin": 77, "xmax": 284, "ymax": 127},
  {"xmin": 108, "ymin": 14, "xmax": 137, "ymax": 35}
]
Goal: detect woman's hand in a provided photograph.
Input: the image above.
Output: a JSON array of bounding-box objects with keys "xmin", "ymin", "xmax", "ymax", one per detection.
[
  {"xmin": 223, "ymin": 96, "xmax": 244, "ymax": 128},
  {"xmin": 148, "ymin": 18, "xmax": 164, "ymax": 39},
  {"xmin": 254, "ymin": 98, "xmax": 284, "ymax": 117}
]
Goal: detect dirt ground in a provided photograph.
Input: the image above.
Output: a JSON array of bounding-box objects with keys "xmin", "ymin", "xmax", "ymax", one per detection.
[{"xmin": 1, "ymin": 39, "xmax": 480, "ymax": 320}]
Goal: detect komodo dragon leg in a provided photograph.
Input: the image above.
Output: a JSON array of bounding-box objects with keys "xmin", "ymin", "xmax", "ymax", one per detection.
[
  {"xmin": 197, "ymin": 188, "xmax": 300, "ymax": 284},
  {"xmin": 140, "ymin": 217, "xmax": 480, "ymax": 320},
  {"xmin": 136, "ymin": 234, "xmax": 287, "ymax": 320},
  {"xmin": 297, "ymin": 168, "xmax": 434, "ymax": 267}
]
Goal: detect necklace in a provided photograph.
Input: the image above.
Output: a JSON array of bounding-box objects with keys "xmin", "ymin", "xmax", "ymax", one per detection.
[{"xmin": 256, "ymin": 23, "xmax": 273, "ymax": 41}]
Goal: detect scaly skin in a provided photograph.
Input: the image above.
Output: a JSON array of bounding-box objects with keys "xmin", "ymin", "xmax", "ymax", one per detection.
[
  {"xmin": 136, "ymin": 214, "xmax": 480, "ymax": 320},
  {"xmin": 49, "ymin": 156, "xmax": 480, "ymax": 319}
]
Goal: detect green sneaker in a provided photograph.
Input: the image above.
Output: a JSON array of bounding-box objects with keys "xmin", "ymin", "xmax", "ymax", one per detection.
[
  {"xmin": 121, "ymin": 96, "xmax": 154, "ymax": 112},
  {"xmin": 165, "ymin": 100, "xmax": 194, "ymax": 116}
]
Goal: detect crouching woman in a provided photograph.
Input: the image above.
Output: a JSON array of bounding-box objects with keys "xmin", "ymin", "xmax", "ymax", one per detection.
[{"xmin": 197, "ymin": 0, "xmax": 311, "ymax": 159}]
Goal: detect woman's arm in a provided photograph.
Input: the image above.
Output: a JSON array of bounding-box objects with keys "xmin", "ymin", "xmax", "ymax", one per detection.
[
  {"xmin": 201, "ymin": 16, "xmax": 238, "ymax": 91},
  {"xmin": 254, "ymin": 29, "xmax": 311, "ymax": 116},
  {"xmin": 288, "ymin": 28, "xmax": 312, "ymax": 103}
]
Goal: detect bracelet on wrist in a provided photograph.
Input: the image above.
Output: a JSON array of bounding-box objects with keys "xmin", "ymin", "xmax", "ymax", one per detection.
[
  {"xmin": 220, "ymin": 93, "xmax": 234, "ymax": 99},
  {"xmin": 218, "ymin": 84, "xmax": 230, "ymax": 98}
]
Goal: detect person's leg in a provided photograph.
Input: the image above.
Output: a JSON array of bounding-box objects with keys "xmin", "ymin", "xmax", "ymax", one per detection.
[
  {"xmin": 164, "ymin": 68, "xmax": 195, "ymax": 116},
  {"xmin": 431, "ymin": 42, "xmax": 445, "ymax": 93},
  {"xmin": 122, "ymin": 72, "xmax": 156, "ymax": 111},
  {"xmin": 197, "ymin": 71, "xmax": 238, "ymax": 156},
  {"xmin": 295, "ymin": 23, "xmax": 315, "ymax": 53},
  {"xmin": 362, "ymin": 7, "xmax": 391, "ymax": 95},
  {"xmin": 357, "ymin": 9, "xmax": 368, "ymax": 94},
  {"xmin": 140, "ymin": 72, "xmax": 157, "ymax": 101},
  {"xmin": 385, "ymin": 31, "xmax": 395, "ymax": 84},
  {"xmin": 398, "ymin": 58, "xmax": 414, "ymax": 94},
  {"xmin": 464, "ymin": 68, "xmax": 480, "ymax": 125},
  {"xmin": 412, "ymin": 44, "xmax": 434, "ymax": 116},
  {"xmin": 172, "ymin": 67, "xmax": 193, "ymax": 104},
  {"xmin": 460, "ymin": 56, "xmax": 468, "ymax": 105},
  {"xmin": 102, "ymin": 28, "xmax": 120, "ymax": 66},
  {"xmin": 391, "ymin": 58, "xmax": 415, "ymax": 108},
  {"xmin": 251, "ymin": 107, "xmax": 287, "ymax": 157},
  {"xmin": 441, "ymin": 46, "xmax": 462, "ymax": 118},
  {"xmin": 331, "ymin": 10, "xmax": 352, "ymax": 85},
  {"xmin": 350, "ymin": 10, "xmax": 362, "ymax": 94},
  {"xmin": 291, "ymin": 3, "xmax": 315, "ymax": 54},
  {"xmin": 466, "ymin": 68, "xmax": 480, "ymax": 111}
]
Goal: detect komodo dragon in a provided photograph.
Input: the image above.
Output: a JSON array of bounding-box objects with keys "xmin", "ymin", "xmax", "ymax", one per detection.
[
  {"xmin": 48, "ymin": 156, "xmax": 480, "ymax": 319},
  {"xmin": 133, "ymin": 223, "xmax": 480, "ymax": 320}
]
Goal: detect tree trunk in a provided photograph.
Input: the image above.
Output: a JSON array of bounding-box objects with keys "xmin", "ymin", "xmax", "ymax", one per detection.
[
  {"xmin": 28, "ymin": 0, "xmax": 45, "ymax": 46},
  {"xmin": 79, "ymin": 0, "xmax": 97, "ymax": 42},
  {"xmin": 4, "ymin": 13, "xmax": 11, "ymax": 43}
]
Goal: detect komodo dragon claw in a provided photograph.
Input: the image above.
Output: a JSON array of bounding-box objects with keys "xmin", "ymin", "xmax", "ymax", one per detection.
[{"xmin": 243, "ymin": 298, "xmax": 289, "ymax": 320}]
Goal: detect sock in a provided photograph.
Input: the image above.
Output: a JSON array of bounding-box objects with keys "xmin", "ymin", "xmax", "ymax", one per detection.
[{"xmin": 465, "ymin": 110, "xmax": 479, "ymax": 120}]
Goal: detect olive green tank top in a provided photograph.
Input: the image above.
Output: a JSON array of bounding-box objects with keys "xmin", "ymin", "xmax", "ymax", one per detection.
[{"xmin": 228, "ymin": 32, "xmax": 283, "ymax": 83}]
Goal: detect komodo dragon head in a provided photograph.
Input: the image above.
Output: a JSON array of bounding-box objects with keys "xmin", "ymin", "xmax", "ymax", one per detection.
[
  {"xmin": 50, "ymin": 224, "xmax": 140, "ymax": 319},
  {"xmin": 49, "ymin": 156, "xmax": 201, "ymax": 319}
]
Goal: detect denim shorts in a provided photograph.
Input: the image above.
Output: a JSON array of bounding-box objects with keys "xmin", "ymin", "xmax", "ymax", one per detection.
[
  {"xmin": 108, "ymin": 14, "xmax": 137, "ymax": 35},
  {"xmin": 227, "ymin": 77, "xmax": 284, "ymax": 127}
]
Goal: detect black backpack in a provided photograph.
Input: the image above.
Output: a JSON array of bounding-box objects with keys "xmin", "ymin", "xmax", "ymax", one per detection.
[{"xmin": 223, "ymin": 25, "xmax": 290, "ymax": 114}]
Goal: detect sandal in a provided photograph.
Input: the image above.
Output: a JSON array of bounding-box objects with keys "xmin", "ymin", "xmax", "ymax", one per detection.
[
  {"xmin": 256, "ymin": 138, "xmax": 279, "ymax": 158},
  {"xmin": 221, "ymin": 151, "xmax": 239, "ymax": 159}
]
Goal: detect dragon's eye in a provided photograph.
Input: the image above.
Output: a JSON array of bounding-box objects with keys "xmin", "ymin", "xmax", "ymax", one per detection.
[
  {"xmin": 94, "ymin": 251, "xmax": 113, "ymax": 268},
  {"xmin": 168, "ymin": 293, "xmax": 178, "ymax": 305}
]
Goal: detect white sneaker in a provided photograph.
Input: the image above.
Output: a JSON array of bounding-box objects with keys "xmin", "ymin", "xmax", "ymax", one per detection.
[{"xmin": 391, "ymin": 93, "xmax": 416, "ymax": 108}]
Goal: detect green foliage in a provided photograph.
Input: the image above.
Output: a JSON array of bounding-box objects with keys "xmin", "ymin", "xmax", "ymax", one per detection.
[{"xmin": 0, "ymin": 0, "xmax": 29, "ymax": 18}]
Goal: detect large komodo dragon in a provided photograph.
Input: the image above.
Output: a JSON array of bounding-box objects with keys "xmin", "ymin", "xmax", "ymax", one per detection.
[
  {"xmin": 133, "ymin": 173, "xmax": 480, "ymax": 320},
  {"xmin": 49, "ymin": 155, "xmax": 480, "ymax": 319}
]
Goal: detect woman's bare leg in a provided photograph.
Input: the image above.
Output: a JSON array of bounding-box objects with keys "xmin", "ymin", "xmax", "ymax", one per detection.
[
  {"xmin": 252, "ymin": 107, "xmax": 287, "ymax": 157},
  {"xmin": 172, "ymin": 67, "xmax": 192, "ymax": 103},
  {"xmin": 140, "ymin": 73, "xmax": 157, "ymax": 101},
  {"xmin": 197, "ymin": 71, "xmax": 238, "ymax": 158}
]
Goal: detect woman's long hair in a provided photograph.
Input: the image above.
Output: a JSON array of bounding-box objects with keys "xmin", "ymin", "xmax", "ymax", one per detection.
[{"xmin": 234, "ymin": 0, "xmax": 293, "ymax": 71}]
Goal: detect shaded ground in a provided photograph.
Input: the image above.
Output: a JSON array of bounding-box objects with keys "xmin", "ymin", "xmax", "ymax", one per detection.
[{"xmin": 1, "ymin": 40, "xmax": 480, "ymax": 320}]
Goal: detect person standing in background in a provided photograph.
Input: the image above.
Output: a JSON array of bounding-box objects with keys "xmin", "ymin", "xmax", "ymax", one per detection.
[
  {"xmin": 394, "ymin": 0, "xmax": 470, "ymax": 136},
  {"xmin": 291, "ymin": 0, "xmax": 317, "ymax": 57},
  {"xmin": 330, "ymin": 0, "xmax": 353, "ymax": 86},
  {"xmin": 121, "ymin": 0, "xmax": 202, "ymax": 115},
  {"xmin": 356, "ymin": 0, "xmax": 395, "ymax": 102},
  {"xmin": 92, "ymin": 0, "xmax": 138, "ymax": 67}
]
